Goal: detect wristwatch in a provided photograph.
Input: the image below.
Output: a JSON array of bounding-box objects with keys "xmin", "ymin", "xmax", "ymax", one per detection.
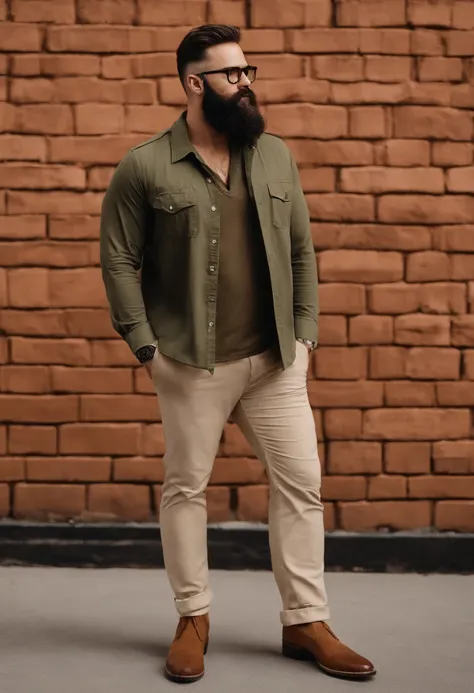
[
  {"xmin": 135, "ymin": 344, "xmax": 157, "ymax": 364},
  {"xmin": 298, "ymin": 338, "xmax": 316, "ymax": 352}
]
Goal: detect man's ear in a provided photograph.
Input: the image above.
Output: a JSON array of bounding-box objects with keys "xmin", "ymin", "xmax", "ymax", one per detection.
[{"xmin": 187, "ymin": 74, "xmax": 203, "ymax": 95}]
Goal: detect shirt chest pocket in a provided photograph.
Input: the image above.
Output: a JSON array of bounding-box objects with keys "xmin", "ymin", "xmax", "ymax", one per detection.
[
  {"xmin": 152, "ymin": 190, "xmax": 198, "ymax": 237},
  {"xmin": 268, "ymin": 181, "xmax": 292, "ymax": 229}
]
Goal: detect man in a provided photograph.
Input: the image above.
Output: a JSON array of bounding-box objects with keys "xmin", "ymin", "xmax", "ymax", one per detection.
[{"xmin": 100, "ymin": 24, "xmax": 376, "ymax": 684}]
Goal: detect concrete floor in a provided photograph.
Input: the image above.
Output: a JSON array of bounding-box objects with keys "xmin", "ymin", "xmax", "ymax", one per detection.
[{"xmin": 0, "ymin": 568, "xmax": 472, "ymax": 693}]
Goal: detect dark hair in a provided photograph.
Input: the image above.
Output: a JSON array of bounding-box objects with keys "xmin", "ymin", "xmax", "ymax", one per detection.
[{"xmin": 176, "ymin": 24, "xmax": 241, "ymax": 87}]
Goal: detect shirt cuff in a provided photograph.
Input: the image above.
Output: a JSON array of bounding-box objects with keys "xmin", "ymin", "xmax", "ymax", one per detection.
[
  {"xmin": 124, "ymin": 322, "xmax": 158, "ymax": 355},
  {"xmin": 294, "ymin": 316, "xmax": 318, "ymax": 345}
]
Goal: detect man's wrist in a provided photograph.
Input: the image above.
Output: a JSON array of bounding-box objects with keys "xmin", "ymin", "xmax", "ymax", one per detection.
[
  {"xmin": 135, "ymin": 343, "xmax": 157, "ymax": 364},
  {"xmin": 297, "ymin": 338, "xmax": 316, "ymax": 352}
]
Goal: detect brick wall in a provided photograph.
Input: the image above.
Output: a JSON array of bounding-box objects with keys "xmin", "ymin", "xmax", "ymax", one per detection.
[{"xmin": 0, "ymin": 0, "xmax": 473, "ymax": 532}]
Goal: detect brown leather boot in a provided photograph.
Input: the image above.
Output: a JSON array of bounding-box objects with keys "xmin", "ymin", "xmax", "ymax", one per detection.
[
  {"xmin": 164, "ymin": 614, "xmax": 209, "ymax": 683},
  {"xmin": 282, "ymin": 621, "xmax": 376, "ymax": 680}
]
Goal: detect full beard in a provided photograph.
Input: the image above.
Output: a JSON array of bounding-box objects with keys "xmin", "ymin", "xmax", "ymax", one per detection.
[{"xmin": 202, "ymin": 81, "xmax": 265, "ymax": 149}]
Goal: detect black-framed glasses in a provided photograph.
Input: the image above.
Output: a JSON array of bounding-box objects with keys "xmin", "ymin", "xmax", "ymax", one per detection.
[{"xmin": 198, "ymin": 65, "xmax": 257, "ymax": 84}]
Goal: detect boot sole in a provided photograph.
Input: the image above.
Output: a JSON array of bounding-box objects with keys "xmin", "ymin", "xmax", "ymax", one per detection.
[
  {"xmin": 164, "ymin": 641, "xmax": 208, "ymax": 684},
  {"xmin": 282, "ymin": 641, "xmax": 376, "ymax": 681}
]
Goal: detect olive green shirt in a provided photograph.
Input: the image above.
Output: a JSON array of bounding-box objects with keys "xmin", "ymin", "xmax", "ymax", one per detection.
[{"xmin": 100, "ymin": 113, "xmax": 319, "ymax": 372}]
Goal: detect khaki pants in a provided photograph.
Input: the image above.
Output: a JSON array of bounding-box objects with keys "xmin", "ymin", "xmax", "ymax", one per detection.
[{"xmin": 151, "ymin": 341, "xmax": 330, "ymax": 627}]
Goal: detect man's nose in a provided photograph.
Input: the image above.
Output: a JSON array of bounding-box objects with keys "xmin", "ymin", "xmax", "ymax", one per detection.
[{"xmin": 239, "ymin": 72, "xmax": 251, "ymax": 87}]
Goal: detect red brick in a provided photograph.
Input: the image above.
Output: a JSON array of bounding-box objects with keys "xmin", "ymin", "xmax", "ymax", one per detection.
[
  {"xmin": 379, "ymin": 196, "xmax": 474, "ymax": 224},
  {"xmin": 12, "ymin": 0, "xmax": 75, "ymax": 22},
  {"xmin": 8, "ymin": 191, "xmax": 102, "ymax": 215},
  {"xmin": 363, "ymin": 408, "xmax": 470, "ymax": 440},
  {"xmin": 60, "ymin": 423, "xmax": 141, "ymax": 455},
  {"xmin": 211, "ymin": 458, "xmax": 266, "ymax": 485},
  {"xmin": 321, "ymin": 475, "xmax": 366, "ymax": 501},
  {"xmin": 48, "ymin": 268, "xmax": 106, "ymax": 308},
  {"xmin": 13, "ymin": 104, "xmax": 73, "ymax": 135},
  {"xmin": 349, "ymin": 316, "xmax": 394, "ymax": 345},
  {"xmin": 420, "ymin": 283, "xmax": 466, "ymax": 315},
  {"xmin": 253, "ymin": 79, "xmax": 330, "ymax": 105},
  {"xmin": 453, "ymin": 2, "xmax": 474, "ymax": 29},
  {"xmin": 87, "ymin": 167, "xmax": 114, "ymax": 190},
  {"xmin": 237, "ymin": 485, "xmax": 269, "ymax": 522},
  {"xmin": 318, "ymin": 316, "xmax": 348, "ymax": 346},
  {"xmin": 239, "ymin": 29, "xmax": 285, "ymax": 53},
  {"xmin": 452, "ymin": 316, "xmax": 474, "ymax": 346},
  {"xmin": 319, "ymin": 250, "xmax": 403, "ymax": 283},
  {"xmin": 9, "ymin": 425, "xmax": 56, "ymax": 455},
  {"xmin": 49, "ymin": 216, "xmax": 99, "ymax": 240},
  {"xmin": 436, "ymin": 501, "xmax": 474, "ymax": 531},
  {"xmin": 0, "ymin": 458, "xmax": 25, "ymax": 481},
  {"xmin": 385, "ymin": 381, "xmax": 436, "ymax": 407},
  {"xmin": 0, "ymin": 395, "xmax": 78, "ymax": 424},
  {"xmin": 136, "ymin": 0, "xmax": 205, "ymax": 24},
  {"xmin": 368, "ymin": 283, "xmax": 418, "ymax": 315},
  {"xmin": 349, "ymin": 107, "xmax": 387, "ymax": 138},
  {"xmin": 1, "ymin": 240, "xmax": 93, "ymax": 268},
  {"xmin": 408, "ymin": 0, "xmax": 453, "ymax": 27},
  {"xmin": 0, "ymin": 215, "xmax": 46, "ymax": 241},
  {"xmin": 81, "ymin": 395, "xmax": 158, "ymax": 423},
  {"xmin": 410, "ymin": 475, "xmax": 474, "ymax": 499},
  {"xmin": 331, "ymin": 82, "xmax": 409, "ymax": 104},
  {"xmin": 406, "ymin": 252, "xmax": 450, "ymax": 282},
  {"xmin": 307, "ymin": 194, "xmax": 374, "ymax": 222},
  {"xmin": 450, "ymin": 84, "xmax": 474, "ymax": 109},
  {"xmin": 125, "ymin": 105, "xmax": 181, "ymax": 133},
  {"xmin": 209, "ymin": 1, "xmax": 246, "ymax": 24},
  {"xmin": 433, "ymin": 441, "xmax": 474, "ymax": 474},
  {"xmin": 447, "ymin": 167, "xmax": 474, "ymax": 193},
  {"xmin": 0, "ymin": 23, "xmax": 42, "ymax": 51},
  {"xmin": 207, "ymin": 486, "xmax": 232, "ymax": 522},
  {"xmin": 265, "ymin": 104, "xmax": 347, "ymax": 139},
  {"xmin": 14, "ymin": 483, "xmax": 85, "ymax": 520},
  {"xmin": 300, "ymin": 168, "xmax": 336, "ymax": 193},
  {"xmin": 407, "ymin": 347, "xmax": 461, "ymax": 380},
  {"xmin": 252, "ymin": 0, "xmax": 331, "ymax": 27},
  {"xmin": 91, "ymin": 340, "xmax": 137, "ymax": 367},
  {"xmin": 77, "ymin": 0, "xmax": 135, "ymax": 23},
  {"xmin": 0, "ymin": 310, "xmax": 66, "ymax": 337},
  {"xmin": 408, "ymin": 81, "xmax": 453, "ymax": 106},
  {"xmin": 124, "ymin": 79, "xmax": 156, "ymax": 105},
  {"xmin": 0, "ymin": 164, "xmax": 85, "ymax": 191},
  {"xmin": 7, "ymin": 268, "xmax": 48, "ymax": 308},
  {"xmin": 465, "ymin": 350, "xmax": 474, "ymax": 379},
  {"xmin": 247, "ymin": 54, "xmax": 304, "ymax": 80},
  {"xmin": 324, "ymin": 410, "xmax": 362, "ymax": 440},
  {"xmin": 341, "ymin": 167, "xmax": 443, "ymax": 194},
  {"xmin": 74, "ymin": 105, "xmax": 124, "ymax": 135},
  {"xmin": 418, "ymin": 56, "xmax": 462, "ymax": 81},
  {"xmin": 312, "ymin": 55, "xmax": 363, "ymax": 81},
  {"xmin": 51, "ymin": 367, "xmax": 132, "ymax": 394},
  {"xmin": 319, "ymin": 283, "xmax": 366, "ymax": 315},
  {"xmin": 49, "ymin": 135, "xmax": 144, "ymax": 165},
  {"xmin": 393, "ymin": 106, "xmax": 472, "ymax": 140},
  {"xmin": 0, "ymin": 483, "xmax": 9, "ymax": 516},
  {"xmin": 308, "ymin": 381, "xmax": 383, "ymax": 408},
  {"xmin": 448, "ymin": 30, "xmax": 474, "ymax": 56},
  {"xmin": 327, "ymin": 441, "xmax": 382, "ymax": 475},
  {"xmin": 47, "ymin": 25, "xmax": 190, "ymax": 53},
  {"xmin": 385, "ymin": 442, "xmax": 431, "ymax": 474},
  {"xmin": 340, "ymin": 500, "xmax": 431, "ymax": 530},
  {"xmin": 11, "ymin": 337, "xmax": 91, "ymax": 367},
  {"xmin": 337, "ymin": 0, "xmax": 405, "ymax": 26},
  {"xmin": 315, "ymin": 347, "xmax": 368, "ymax": 380},
  {"xmin": 113, "ymin": 457, "xmax": 164, "ymax": 483},
  {"xmin": 287, "ymin": 28, "xmax": 359, "ymax": 53},
  {"xmin": 87, "ymin": 484, "xmax": 151, "ymax": 522},
  {"xmin": 395, "ymin": 314, "xmax": 450, "ymax": 346},
  {"xmin": 0, "ymin": 135, "xmax": 47, "ymax": 161},
  {"xmin": 451, "ymin": 255, "xmax": 474, "ymax": 281},
  {"xmin": 384, "ymin": 140, "xmax": 430, "ymax": 167},
  {"xmin": 369, "ymin": 347, "xmax": 407, "ymax": 379},
  {"xmin": 365, "ymin": 55, "xmax": 411, "ymax": 82},
  {"xmin": 432, "ymin": 143, "xmax": 472, "ymax": 166},
  {"xmin": 62, "ymin": 311, "xmax": 116, "ymax": 340},
  {"xmin": 17, "ymin": 54, "xmax": 100, "ymax": 77},
  {"xmin": 288, "ymin": 140, "xmax": 373, "ymax": 166},
  {"xmin": 312, "ymin": 224, "xmax": 430, "ymax": 251},
  {"xmin": 437, "ymin": 382, "xmax": 474, "ymax": 406},
  {"xmin": 27, "ymin": 457, "xmax": 112, "ymax": 482},
  {"xmin": 360, "ymin": 28, "xmax": 410, "ymax": 53},
  {"xmin": 2, "ymin": 366, "xmax": 50, "ymax": 394},
  {"xmin": 368, "ymin": 475, "xmax": 407, "ymax": 499},
  {"xmin": 138, "ymin": 424, "xmax": 164, "ymax": 456}
]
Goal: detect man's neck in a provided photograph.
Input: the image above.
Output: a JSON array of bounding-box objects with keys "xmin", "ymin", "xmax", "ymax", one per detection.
[{"xmin": 185, "ymin": 108, "xmax": 228, "ymax": 154}]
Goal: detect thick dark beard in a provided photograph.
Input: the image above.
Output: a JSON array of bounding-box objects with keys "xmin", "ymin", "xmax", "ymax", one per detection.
[{"xmin": 201, "ymin": 80, "xmax": 265, "ymax": 149}]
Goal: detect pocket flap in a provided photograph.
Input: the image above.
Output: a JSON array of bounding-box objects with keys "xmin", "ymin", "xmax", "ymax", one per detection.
[
  {"xmin": 152, "ymin": 190, "xmax": 196, "ymax": 213},
  {"xmin": 268, "ymin": 181, "xmax": 291, "ymax": 202}
]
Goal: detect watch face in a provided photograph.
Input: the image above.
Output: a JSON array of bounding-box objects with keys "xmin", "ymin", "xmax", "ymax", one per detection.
[{"xmin": 137, "ymin": 345, "xmax": 156, "ymax": 363}]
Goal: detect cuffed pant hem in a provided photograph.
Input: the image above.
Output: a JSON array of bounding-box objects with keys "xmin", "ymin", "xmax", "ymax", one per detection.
[
  {"xmin": 280, "ymin": 605, "xmax": 331, "ymax": 627},
  {"xmin": 174, "ymin": 588, "xmax": 212, "ymax": 618}
]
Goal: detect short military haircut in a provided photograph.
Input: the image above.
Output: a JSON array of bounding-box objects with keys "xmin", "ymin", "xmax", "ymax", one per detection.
[{"xmin": 176, "ymin": 24, "xmax": 241, "ymax": 87}]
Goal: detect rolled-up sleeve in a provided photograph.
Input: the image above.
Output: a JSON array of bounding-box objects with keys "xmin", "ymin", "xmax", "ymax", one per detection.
[{"xmin": 100, "ymin": 150, "xmax": 157, "ymax": 354}]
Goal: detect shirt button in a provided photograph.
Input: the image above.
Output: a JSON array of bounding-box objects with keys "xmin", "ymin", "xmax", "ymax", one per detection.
[
  {"xmin": 206, "ymin": 178, "xmax": 212, "ymax": 183},
  {"xmin": 211, "ymin": 205, "xmax": 216, "ymax": 212},
  {"xmin": 209, "ymin": 296, "xmax": 215, "ymax": 302},
  {"xmin": 209, "ymin": 321, "xmax": 214, "ymax": 327},
  {"xmin": 210, "ymin": 265, "xmax": 215, "ymax": 272},
  {"xmin": 211, "ymin": 239, "xmax": 217, "ymax": 244},
  {"xmin": 169, "ymin": 205, "xmax": 173, "ymax": 210}
]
